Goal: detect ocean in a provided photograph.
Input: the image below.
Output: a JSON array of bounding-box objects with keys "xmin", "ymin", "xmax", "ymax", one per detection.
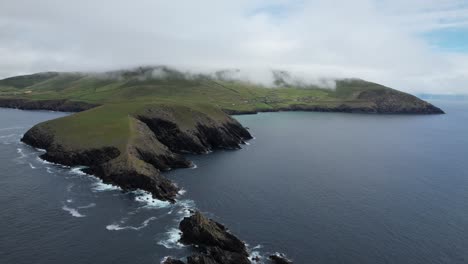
[{"xmin": 1, "ymin": 100, "xmax": 467, "ymax": 264}]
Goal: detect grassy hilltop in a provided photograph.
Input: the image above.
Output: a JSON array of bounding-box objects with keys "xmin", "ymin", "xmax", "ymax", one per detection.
[
  {"xmin": 0, "ymin": 66, "xmax": 443, "ymax": 114},
  {"xmin": 0, "ymin": 66, "xmax": 444, "ymax": 200}
]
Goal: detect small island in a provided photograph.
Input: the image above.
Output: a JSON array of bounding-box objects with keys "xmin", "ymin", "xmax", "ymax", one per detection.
[{"xmin": 0, "ymin": 66, "xmax": 444, "ymax": 263}]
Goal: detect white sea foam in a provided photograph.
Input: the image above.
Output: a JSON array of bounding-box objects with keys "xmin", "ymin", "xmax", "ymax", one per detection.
[
  {"xmin": 92, "ymin": 179, "xmax": 122, "ymax": 192},
  {"xmin": 106, "ymin": 216, "xmax": 158, "ymax": 231},
  {"xmin": 252, "ymin": 244, "xmax": 263, "ymax": 250},
  {"xmin": 17, "ymin": 148, "xmax": 26, "ymax": 158},
  {"xmin": 249, "ymin": 251, "xmax": 264, "ymax": 263},
  {"xmin": 67, "ymin": 199, "xmax": 73, "ymax": 203},
  {"xmin": 28, "ymin": 163, "xmax": 36, "ymax": 169},
  {"xmin": 62, "ymin": 205, "xmax": 85, "ymax": 218},
  {"xmin": 35, "ymin": 147, "xmax": 46, "ymax": 152},
  {"xmin": 133, "ymin": 190, "xmax": 171, "ymax": 209},
  {"xmin": 175, "ymin": 199, "xmax": 196, "ymax": 221},
  {"xmin": 190, "ymin": 163, "xmax": 198, "ymax": 169},
  {"xmin": 157, "ymin": 228, "xmax": 184, "ymax": 249},
  {"xmin": 69, "ymin": 167, "xmax": 88, "ymax": 176},
  {"xmin": 178, "ymin": 189, "xmax": 186, "ymax": 195},
  {"xmin": 36, "ymin": 157, "xmax": 55, "ymax": 165},
  {"xmin": 46, "ymin": 167, "xmax": 54, "ymax": 174}
]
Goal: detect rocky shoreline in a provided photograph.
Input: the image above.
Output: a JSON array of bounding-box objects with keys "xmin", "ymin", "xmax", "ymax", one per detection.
[
  {"xmin": 0, "ymin": 95, "xmax": 444, "ymax": 116},
  {"xmin": 6, "ymin": 93, "xmax": 443, "ymax": 264},
  {"xmin": 0, "ymin": 98, "xmax": 99, "ymax": 112},
  {"xmin": 17, "ymin": 103, "xmax": 294, "ymax": 263},
  {"xmin": 20, "ymin": 105, "xmax": 253, "ymax": 202}
]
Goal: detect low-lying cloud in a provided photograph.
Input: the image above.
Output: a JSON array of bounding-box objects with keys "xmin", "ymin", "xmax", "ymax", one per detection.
[
  {"xmin": 1, "ymin": 0, "xmax": 467, "ymax": 94},
  {"xmin": 96, "ymin": 65, "xmax": 339, "ymax": 89}
]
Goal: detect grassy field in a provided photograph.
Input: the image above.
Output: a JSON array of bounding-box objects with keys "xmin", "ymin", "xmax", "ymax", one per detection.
[{"xmin": 0, "ymin": 67, "xmax": 393, "ymax": 112}]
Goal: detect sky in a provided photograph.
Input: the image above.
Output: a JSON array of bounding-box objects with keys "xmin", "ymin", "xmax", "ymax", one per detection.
[{"xmin": 1, "ymin": 0, "xmax": 467, "ymax": 94}]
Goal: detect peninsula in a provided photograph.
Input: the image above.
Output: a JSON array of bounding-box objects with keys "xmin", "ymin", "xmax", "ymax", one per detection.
[{"xmin": 0, "ymin": 66, "xmax": 444, "ymax": 263}]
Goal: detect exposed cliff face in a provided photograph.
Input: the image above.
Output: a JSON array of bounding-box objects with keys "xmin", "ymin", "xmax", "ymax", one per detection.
[
  {"xmin": 180, "ymin": 211, "xmax": 248, "ymax": 253},
  {"xmin": 20, "ymin": 103, "xmax": 252, "ymax": 202},
  {"xmin": 0, "ymin": 98, "xmax": 98, "ymax": 112},
  {"xmin": 356, "ymin": 89, "xmax": 444, "ymax": 114}
]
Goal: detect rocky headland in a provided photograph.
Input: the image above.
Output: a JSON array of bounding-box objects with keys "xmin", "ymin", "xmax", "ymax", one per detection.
[{"xmin": 21, "ymin": 103, "xmax": 252, "ymax": 202}]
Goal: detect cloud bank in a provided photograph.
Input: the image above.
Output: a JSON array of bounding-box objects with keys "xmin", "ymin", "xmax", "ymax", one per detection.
[{"xmin": 1, "ymin": 0, "xmax": 467, "ymax": 94}]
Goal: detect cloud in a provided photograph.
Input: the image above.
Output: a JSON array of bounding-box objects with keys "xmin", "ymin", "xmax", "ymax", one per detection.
[{"xmin": 0, "ymin": 0, "xmax": 467, "ymax": 94}]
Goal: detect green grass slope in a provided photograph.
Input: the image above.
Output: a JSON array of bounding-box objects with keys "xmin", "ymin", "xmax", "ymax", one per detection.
[{"xmin": 0, "ymin": 66, "xmax": 444, "ymax": 114}]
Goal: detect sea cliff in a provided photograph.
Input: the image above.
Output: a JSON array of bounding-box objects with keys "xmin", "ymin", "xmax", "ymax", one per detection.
[{"xmin": 21, "ymin": 103, "xmax": 252, "ymax": 202}]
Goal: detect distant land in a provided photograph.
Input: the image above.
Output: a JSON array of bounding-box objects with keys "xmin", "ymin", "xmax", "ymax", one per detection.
[
  {"xmin": 0, "ymin": 66, "xmax": 443, "ymax": 114},
  {"xmin": 0, "ymin": 66, "xmax": 445, "ymax": 264}
]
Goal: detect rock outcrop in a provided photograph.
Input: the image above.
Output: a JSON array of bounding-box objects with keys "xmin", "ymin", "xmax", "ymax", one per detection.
[
  {"xmin": 269, "ymin": 254, "xmax": 293, "ymax": 264},
  {"xmin": 162, "ymin": 257, "xmax": 186, "ymax": 264},
  {"xmin": 178, "ymin": 211, "xmax": 250, "ymax": 264}
]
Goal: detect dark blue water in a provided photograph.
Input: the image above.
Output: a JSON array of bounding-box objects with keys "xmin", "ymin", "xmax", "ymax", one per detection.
[{"xmin": 1, "ymin": 101, "xmax": 468, "ymax": 264}]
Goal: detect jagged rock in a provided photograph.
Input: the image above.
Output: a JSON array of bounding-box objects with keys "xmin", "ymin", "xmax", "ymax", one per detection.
[
  {"xmin": 162, "ymin": 257, "xmax": 186, "ymax": 264},
  {"xmin": 187, "ymin": 247, "xmax": 250, "ymax": 264},
  {"xmin": 179, "ymin": 211, "xmax": 247, "ymax": 254},
  {"xmin": 269, "ymin": 253, "xmax": 293, "ymax": 264},
  {"xmin": 179, "ymin": 211, "xmax": 250, "ymax": 264}
]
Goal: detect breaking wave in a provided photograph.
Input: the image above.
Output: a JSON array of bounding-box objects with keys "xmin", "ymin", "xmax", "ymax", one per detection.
[
  {"xmin": 133, "ymin": 190, "xmax": 171, "ymax": 209},
  {"xmin": 91, "ymin": 179, "xmax": 122, "ymax": 192},
  {"xmin": 157, "ymin": 228, "xmax": 184, "ymax": 249}
]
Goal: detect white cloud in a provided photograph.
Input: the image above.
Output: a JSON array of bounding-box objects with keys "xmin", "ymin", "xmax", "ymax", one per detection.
[{"xmin": 0, "ymin": 0, "xmax": 467, "ymax": 94}]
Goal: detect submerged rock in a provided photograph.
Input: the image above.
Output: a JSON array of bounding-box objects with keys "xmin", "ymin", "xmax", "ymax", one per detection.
[
  {"xmin": 162, "ymin": 257, "xmax": 186, "ymax": 264},
  {"xmin": 269, "ymin": 253, "xmax": 293, "ymax": 264}
]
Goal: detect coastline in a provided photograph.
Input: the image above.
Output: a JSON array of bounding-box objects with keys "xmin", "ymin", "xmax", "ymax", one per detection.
[{"xmin": 0, "ymin": 95, "xmax": 445, "ymax": 263}]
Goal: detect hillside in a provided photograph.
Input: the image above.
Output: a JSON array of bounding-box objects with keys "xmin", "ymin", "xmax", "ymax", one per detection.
[{"xmin": 0, "ymin": 66, "xmax": 444, "ymax": 114}]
